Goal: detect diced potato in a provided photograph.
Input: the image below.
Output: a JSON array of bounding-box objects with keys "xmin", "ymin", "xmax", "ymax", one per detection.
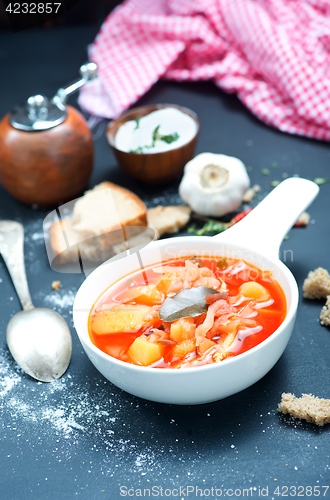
[
  {"xmin": 239, "ymin": 281, "xmax": 270, "ymax": 300},
  {"xmin": 91, "ymin": 304, "xmax": 152, "ymax": 335},
  {"xmin": 128, "ymin": 335, "xmax": 164, "ymax": 366},
  {"xmin": 172, "ymin": 339, "xmax": 196, "ymax": 358},
  {"xmin": 156, "ymin": 269, "xmax": 184, "ymax": 294},
  {"xmin": 198, "ymin": 338, "xmax": 216, "ymax": 355},
  {"xmin": 126, "ymin": 284, "xmax": 163, "ymax": 305},
  {"xmin": 156, "ymin": 276, "xmax": 174, "ymax": 294},
  {"xmin": 170, "ymin": 318, "xmax": 196, "ymax": 342}
]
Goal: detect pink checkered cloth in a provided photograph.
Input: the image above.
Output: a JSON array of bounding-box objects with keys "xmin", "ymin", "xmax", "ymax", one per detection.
[{"xmin": 79, "ymin": 0, "xmax": 330, "ymax": 141}]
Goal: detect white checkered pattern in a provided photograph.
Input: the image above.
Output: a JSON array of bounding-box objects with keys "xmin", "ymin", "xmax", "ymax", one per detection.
[{"xmin": 79, "ymin": 0, "xmax": 330, "ymax": 140}]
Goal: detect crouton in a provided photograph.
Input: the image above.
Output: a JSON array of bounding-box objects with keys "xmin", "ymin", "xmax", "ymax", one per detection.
[
  {"xmin": 296, "ymin": 212, "xmax": 310, "ymax": 226},
  {"xmin": 51, "ymin": 280, "xmax": 61, "ymax": 291},
  {"xmin": 278, "ymin": 393, "xmax": 330, "ymax": 426},
  {"xmin": 242, "ymin": 184, "xmax": 261, "ymax": 203},
  {"xmin": 147, "ymin": 205, "xmax": 191, "ymax": 239},
  {"xmin": 320, "ymin": 295, "xmax": 330, "ymax": 326},
  {"xmin": 303, "ymin": 267, "xmax": 330, "ymax": 300}
]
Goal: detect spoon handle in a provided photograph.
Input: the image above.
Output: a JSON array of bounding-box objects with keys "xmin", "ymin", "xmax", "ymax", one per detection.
[
  {"xmin": 213, "ymin": 178, "xmax": 319, "ymax": 260},
  {"xmin": 0, "ymin": 221, "xmax": 34, "ymax": 311}
]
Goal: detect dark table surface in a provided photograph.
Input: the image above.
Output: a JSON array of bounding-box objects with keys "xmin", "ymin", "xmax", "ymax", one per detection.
[{"xmin": 1, "ymin": 24, "xmax": 330, "ymax": 500}]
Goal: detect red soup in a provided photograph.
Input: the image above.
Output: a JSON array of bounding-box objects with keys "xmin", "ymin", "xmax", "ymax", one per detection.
[{"xmin": 89, "ymin": 257, "xmax": 286, "ymax": 368}]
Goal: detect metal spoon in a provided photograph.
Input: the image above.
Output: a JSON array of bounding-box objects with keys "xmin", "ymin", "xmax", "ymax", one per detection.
[{"xmin": 0, "ymin": 221, "xmax": 72, "ymax": 382}]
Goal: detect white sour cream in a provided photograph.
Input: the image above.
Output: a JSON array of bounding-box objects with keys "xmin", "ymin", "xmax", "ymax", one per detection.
[{"xmin": 115, "ymin": 107, "xmax": 198, "ymax": 154}]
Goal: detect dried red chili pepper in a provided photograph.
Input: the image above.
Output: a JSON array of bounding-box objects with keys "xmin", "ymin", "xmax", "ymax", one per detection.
[
  {"xmin": 232, "ymin": 207, "xmax": 307, "ymax": 227},
  {"xmin": 232, "ymin": 208, "xmax": 253, "ymax": 223}
]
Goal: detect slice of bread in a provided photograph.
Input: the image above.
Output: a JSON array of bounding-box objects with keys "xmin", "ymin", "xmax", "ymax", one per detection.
[
  {"xmin": 72, "ymin": 182, "xmax": 147, "ymax": 237},
  {"xmin": 50, "ymin": 182, "xmax": 147, "ymax": 264},
  {"xmin": 278, "ymin": 393, "xmax": 330, "ymax": 426}
]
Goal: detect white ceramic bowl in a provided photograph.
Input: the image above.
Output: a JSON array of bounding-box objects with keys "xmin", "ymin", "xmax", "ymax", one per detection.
[{"xmin": 73, "ymin": 178, "xmax": 319, "ymax": 405}]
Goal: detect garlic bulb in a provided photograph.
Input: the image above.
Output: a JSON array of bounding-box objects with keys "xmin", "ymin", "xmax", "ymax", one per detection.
[{"xmin": 179, "ymin": 153, "xmax": 250, "ymax": 217}]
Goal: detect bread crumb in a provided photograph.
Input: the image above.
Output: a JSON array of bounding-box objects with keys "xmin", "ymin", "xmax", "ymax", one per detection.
[
  {"xmin": 297, "ymin": 212, "xmax": 310, "ymax": 226},
  {"xmin": 303, "ymin": 267, "xmax": 330, "ymax": 300},
  {"xmin": 320, "ymin": 295, "xmax": 330, "ymax": 326},
  {"xmin": 242, "ymin": 184, "xmax": 260, "ymax": 203},
  {"xmin": 278, "ymin": 393, "xmax": 330, "ymax": 426},
  {"xmin": 51, "ymin": 280, "xmax": 61, "ymax": 291}
]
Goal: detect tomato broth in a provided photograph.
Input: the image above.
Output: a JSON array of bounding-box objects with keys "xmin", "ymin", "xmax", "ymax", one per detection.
[{"xmin": 89, "ymin": 257, "xmax": 287, "ymax": 368}]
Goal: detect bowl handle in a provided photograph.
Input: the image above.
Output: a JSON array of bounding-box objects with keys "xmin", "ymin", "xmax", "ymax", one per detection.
[{"xmin": 213, "ymin": 178, "xmax": 319, "ymax": 260}]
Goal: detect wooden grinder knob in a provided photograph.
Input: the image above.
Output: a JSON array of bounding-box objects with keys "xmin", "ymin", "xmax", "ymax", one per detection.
[{"xmin": 0, "ymin": 63, "xmax": 97, "ymax": 206}]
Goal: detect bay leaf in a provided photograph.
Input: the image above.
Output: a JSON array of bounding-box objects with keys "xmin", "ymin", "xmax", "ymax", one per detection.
[{"xmin": 158, "ymin": 287, "xmax": 219, "ymax": 322}]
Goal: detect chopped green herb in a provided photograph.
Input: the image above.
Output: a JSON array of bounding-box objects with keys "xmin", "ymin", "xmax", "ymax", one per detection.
[
  {"xmin": 271, "ymin": 180, "xmax": 280, "ymax": 187},
  {"xmin": 261, "ymin": 168, "xmax": 270, "ymax": 175},
  {"xmin": 314, "ymin": 177, "xmax": 329, "ymax": 185},
  {"xmin": 134, "ymin": 117, "xmax": 140, "ymax": 130},
  {"xmin": 161, "ymin": 131, "xmax": 180, "ymax": 144},
  {"xmin": 129, "ymin": 146, "xmax": 144, "ymax": 154},
  {"xmin": 151, "ymin": 125, "xmax": 161, "ymax": 146},
  {"xmin": 152, "ymin": 125, "xmax": 180, "ymax": 145},
  {"xmin": 187, "ymin": 225, "xmax": 198, "ymax": 235},
  {"xmin": 272, "ymin": 162, "xmax": 278, "ymax": 169},
  {"xmin": 284, "ymin": 235, "xmax": 289, "ymax": 240},
  {"xmin": 130, "ymin": 124, "xmax": 180, "ymax": 153},
  {"xmin": 188, "ymin": 221, "xmax": 227, "ymax": 236}
]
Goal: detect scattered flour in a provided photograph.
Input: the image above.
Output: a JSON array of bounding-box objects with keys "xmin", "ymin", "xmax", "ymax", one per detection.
[
  {"xmin": 0, "ymin": 347, "xmax": 116, "ymax": 440},
  {"xmin": 43, "ymin": 289, "xmax": 76, "ymax": 312},
  {"xmin": 0, "ymin": 353, "xmax": 21, "ymax": 397},
  {"xmin": 0, "ymin": 347, "xmax": 164, "ymax": 478},
  {"xmin": 23, "ymin": 217, "xmax": 46, "ymax": 246},
  {"xmin": 31, "ymin": 232, "xmax": 45, "ymax": 242}
]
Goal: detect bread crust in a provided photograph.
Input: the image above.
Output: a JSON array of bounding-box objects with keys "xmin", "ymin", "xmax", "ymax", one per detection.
[
  {"xmin": 147, "ymin": 205, "xmax": 191, "ymax": 239},
  {"xmin": 49, "ymin": 182, "xmax": 147, "ymax": 264}
]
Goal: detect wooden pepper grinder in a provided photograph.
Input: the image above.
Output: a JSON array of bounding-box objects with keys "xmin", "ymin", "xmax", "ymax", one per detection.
[{"xmin": 0, "ymin": 63, "xmax": 97, "ymax": 206}]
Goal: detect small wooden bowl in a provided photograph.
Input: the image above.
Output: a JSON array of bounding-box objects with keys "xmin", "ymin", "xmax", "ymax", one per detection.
[{"xmin": 106, "ymin": 104, "xmax": 200, "ymax": 184}]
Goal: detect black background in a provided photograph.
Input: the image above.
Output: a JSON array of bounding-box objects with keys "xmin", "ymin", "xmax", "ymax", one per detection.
[{"xmin": 0, "ymin": 12, "xmax": 330, "ymax": 500}]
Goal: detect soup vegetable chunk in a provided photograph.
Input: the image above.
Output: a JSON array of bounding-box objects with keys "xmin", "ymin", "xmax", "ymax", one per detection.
[{"xmin": 89, "ymin": 257, "xmax": 286, "ymax": 368}]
